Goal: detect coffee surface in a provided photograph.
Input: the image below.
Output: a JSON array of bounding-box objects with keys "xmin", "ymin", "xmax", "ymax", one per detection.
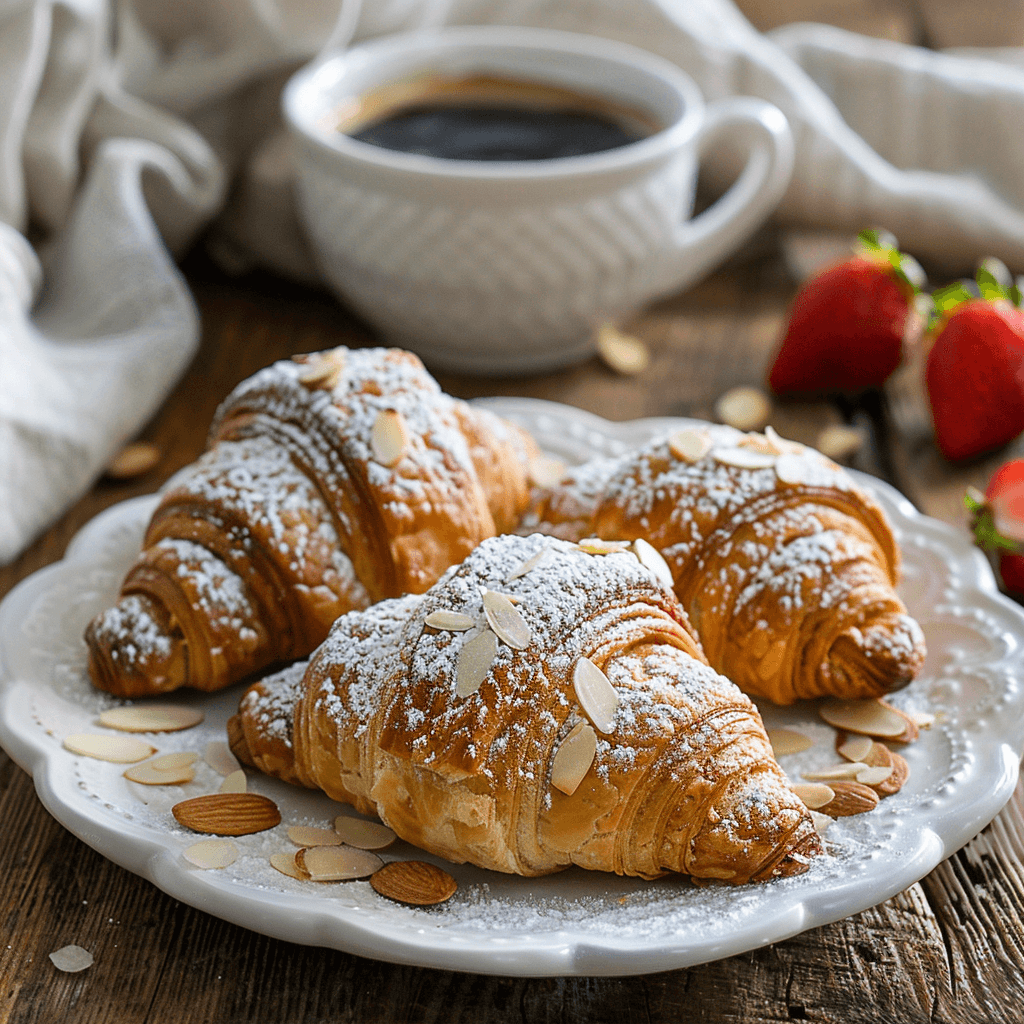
[
  {"xmin": 337, "ymin": 75, "xmax": 658, "ymax": 162},
  {"xmin": 350, "ymin": 103, "xmax": 642, "ymax": 161}
]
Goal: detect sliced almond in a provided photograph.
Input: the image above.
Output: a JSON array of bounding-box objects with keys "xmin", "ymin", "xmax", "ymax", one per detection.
[
  {"xmin": 595, "ymin": 324, "xmax": 650, "ymax": 375},
  {"xmin": 288, "ymin": 825, "xmax": 344, "ymax": 848},
  {"xmin": 714, "ymin": 386, "xmax": 772, "ymax": 432},
  {"xmin": 219, "ymin": 769, "xmax": 248, "ymax": 794},
  {"xmin": 819, "ymin": 699, "xmax": 918, "ymax": 742},
  {"xmin": 577, "ymin": 537, "xmax": 631, "ymax": 555},
  {"xmin": 455, "ymin": 629, "xmax": 497, "ymax": 698},
  {"xmin": 766, "ymin": 727, "xmax": 813, "ymax": 757},
  {"xmin": 573, "ymin": 657, "xmax": 618, "ymax": 734},
  {"xmin": 295, "ymin": 845, "xmax": 382, "ymax": 882},
  {"xmin": 910, "ymin": 710, "xmax": 935, "ymax": 729},
  {"xmin": 183, "ymin": 838, "xmax": 238, "ymax": 870},
  {"xmin": 837, "ymin": 734, "xmax": 874, "ymax": 763},
  {"xmin": 802, "ymin": 762, "xmax": 868, "ymax": 782},
  {"xmin": 64, "ymin": 734, "xmax": 156, "ymax": 763},
  {"xmin": 334, "ymin": 816, "xmax": 397, "ymax": 850},
  {"xmin": 204, "ymin": 740, "xmax": 241, "ymax": 777},
  {"xmin": 481, "ymin": 590, "xmax": 531, "ymax": 650},
  {"xmin": 631, "ymin": 538, "xmax": 675, "ymax": 590},
  {"xmin": 150, "ymin": 751, "xmax": 198, "ymax": 770},
  {"xmin": 764, "ymin": 425, "xmax": 803, "ymax": 454},
  {"xmin": 792, "ymin": 782, "xmax": 835, "ymax": 810},
  {"xmin": 809, "ymin": 810, "xmax": 833, "ymax": 835},
  {"xmin": 371, "ymin": 860, "xmax": 458, "ymax": 905},
  {"xmin": 853, "ymin": 740, "xmax": 909, "ymax": 797},
  {"xmin": 712, "ymin": 447, "xmax": 777, "ymax": 471},
  {"xmin": 855, "ymin": 765, "xmax": 894, "ymax": 787},
  {"xmin": 48, "ymin": 945, "xmax": 94, "ymax": 973},
  {"xmin": 774, "ymin": 451, "xmax": 841, "ymax": 487},
  {"xmin": 668, "ymin": 428, "xmax": 712, "ymax": 464},
  {"xmin": 819, "ymin": 780, "xmax": 880, "ymax": 817},
  {"xmin": 123, "ymin": 761, "xmax": 196, "ymax": 786},
  {"xmin": 424, "ymin": 610, "xmax": 476, "ymax": 631},
  {"xmin": 370, "ymin": 409, "xmax": 408, "ymax": 467},
  {"xmin": 105, "ymin": 441, "xmax": 161, "ymax": 481},
  {"xmin": 507, "ymin": 546, "xmax": 550, "ymax": 582},
  {"xmin": 101, "ymin": 706, "xmax": 201, "ymax": 735},
  {"xmin": 551, "ymin": 721, "xmax": 598, "ymax": 795},
  {"xmin": 297, "ymin": 349, "xmax": 345, "ymax": 388},
  {"xmin": 172, "ymin": 793, "xmax": 281, "ymax": 836},
  {"xmin": 815, "ymin": 424, "xmax": 865, "ymax": 463},
  {"xmin": 528, "ymin": 456, "xmax": 566, "ymax": 489},
  {"xmin": 270, "ymin": 851, "xmax": 305, "ymax": 880}
]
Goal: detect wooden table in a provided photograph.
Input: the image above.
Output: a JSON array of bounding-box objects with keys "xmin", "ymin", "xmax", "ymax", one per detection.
[{"xmin": 2, "ymin": 239, "xmax": 1023, "ymax": 1023}]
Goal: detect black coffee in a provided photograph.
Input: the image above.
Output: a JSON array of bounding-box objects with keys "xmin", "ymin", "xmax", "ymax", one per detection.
[{"xmin": 337, "ymin": 75, "xmax": 658, "ymax": 162}]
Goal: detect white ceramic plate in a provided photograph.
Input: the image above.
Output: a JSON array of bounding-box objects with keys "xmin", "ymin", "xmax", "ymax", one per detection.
[{"xmin": 2, "ymin": 398, "xmax": 1024, "ymax": 977}]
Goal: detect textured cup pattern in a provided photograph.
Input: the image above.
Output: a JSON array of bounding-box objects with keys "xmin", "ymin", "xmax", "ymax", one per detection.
[{"xmin": 296, "ymin": 159, "xmax": 692, "ymax": 373}]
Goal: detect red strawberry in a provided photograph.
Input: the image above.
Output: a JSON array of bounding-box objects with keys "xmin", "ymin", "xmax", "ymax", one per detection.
[
  {"xmin": 966, "ymin": 459, "xmax": 1024, "ymax": 597},
  {"xmin": 925, "ymin": 266, "xmax": 1024, "ymax": 462},
  {"xmin": 768, "ymin": 230, "xmax": 924, "ymax": 395}
]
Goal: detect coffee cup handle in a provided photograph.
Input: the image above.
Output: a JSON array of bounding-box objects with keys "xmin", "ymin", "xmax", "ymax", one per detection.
[{"xmin": 672, "ymin": 97, "xmax": 794, "ymax": 286}]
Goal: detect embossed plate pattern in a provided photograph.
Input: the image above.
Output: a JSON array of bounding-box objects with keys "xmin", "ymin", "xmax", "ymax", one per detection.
[{"xmin": 1, "ymin": 398, "xmax": 1023, "ymax": 977}]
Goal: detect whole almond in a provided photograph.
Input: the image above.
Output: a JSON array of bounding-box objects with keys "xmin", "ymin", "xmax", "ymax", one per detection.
[
  {"xmin": 819, "ymin": 780, "xmax": 880, "ymax": 817},
  {"xmin": 172, "ymin": 793, "xmax": 281, "ymax": 836},
  {"xmin": 371, "ymin": 860, "xmax": 458, "ymax": 906}
]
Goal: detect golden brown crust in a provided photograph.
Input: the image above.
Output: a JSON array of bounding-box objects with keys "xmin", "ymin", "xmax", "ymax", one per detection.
[
  {"xmin": 529, "ymin": 425, "xmax": 925, "ymax": 704},
  {"xmin": 86, "ymin": 347, "xmax": 538, "ymax": 697},
  {"xmin": 231, "ymin": 535, "xmax": 822, "ymax": 884}
]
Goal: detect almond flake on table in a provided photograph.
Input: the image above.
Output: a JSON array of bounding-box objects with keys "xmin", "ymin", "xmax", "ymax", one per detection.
[
  {"xmin": 573, "ymin": 657, "xmax": 618, "ymax": 734},
  {"xmin": 595, "ymin": 324, "xmax": 650, "ymax": 375},
  {"xmin": 766, "ymin": 727, "xmax": 814, "ymax": 757},
  {"xmin": 481, "ymin": 589, "xmax": 531, "ymax": 649},
  {"xmin": 183, "ymin": 838, "xmax": 238, "ymax": 869},
  {"xmin": 334, "ymin": 817, "xmax": 397, "ymax": 850},
  {"xmin": 63, "ymin": 733, "xmax": 156, "ymax": 763},
  {"xmin": 802, "ymin": 762, "xmax": 869, "ymax": 781},
  {"xmin": 49, "ymin": 945, "xmax": 94, "ymax": 973},
  {"xmin": 219, "ymin": 769, "xmax": 248, "ymax": 794},
  {"xmin": 714, "ymin": 385, "xmax": 772, "ymax": 432},
  {"xmin": 204, "ymin": 740, "xmax": 241, "ymax": 776},
  {"xmin": 837, "ymin": 734, "xmax": 874, "ymax": 762},
  {"xmin": 104, "ymin": 441, "xmax": 161, "ymax": 480},
  {"xmin": 551, "ymin": 721, "xmax": 597, "ymax": 796},
  {"xmin": 855, "ymin": 765, "xmax": 894, "ymax": 787},
  {"xmin": 98, "ymin": 705, "xmax": 203, "ymax": 733}
]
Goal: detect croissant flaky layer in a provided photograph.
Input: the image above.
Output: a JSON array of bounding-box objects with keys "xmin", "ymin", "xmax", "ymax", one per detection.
[
  {"xmin": 230, "ymin": 534, "xmax": 822, "ymax": 884},
  {"xmin": 85, "ymin": 347, "xmax": 538, "ymax": 697},
  {"xmin": 528, "ymin": 424, "xmax": 926, "ymax": 704}
]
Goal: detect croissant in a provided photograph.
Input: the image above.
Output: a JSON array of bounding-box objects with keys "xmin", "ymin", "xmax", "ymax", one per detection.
[
  {"xmin": 528, "ymin": 425, "xmax": 925, "ymax": 705},
  {"xmin": 228, "ymin": 533, "xmax": 823, "ymax": 884},
  {"xmin": 85, "ymin": 346, "xmax": 538, "ymax": 698}
]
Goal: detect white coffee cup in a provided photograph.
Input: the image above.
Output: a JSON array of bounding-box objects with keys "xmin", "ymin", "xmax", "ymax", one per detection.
[{"xmin": 283, "ymin": 26, "xmax": 794, "ymax": 375}]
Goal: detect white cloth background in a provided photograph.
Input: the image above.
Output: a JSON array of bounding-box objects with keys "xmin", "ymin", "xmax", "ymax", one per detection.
[{"xmin": 4, "ymin": 0, "xmax": 1024, "ymax": 563}]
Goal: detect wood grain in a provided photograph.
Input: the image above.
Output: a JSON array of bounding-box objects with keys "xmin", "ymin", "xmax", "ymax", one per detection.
[{"xmin": 2, "ymin": 245, "xmax": 1024, "ymax": 1023}]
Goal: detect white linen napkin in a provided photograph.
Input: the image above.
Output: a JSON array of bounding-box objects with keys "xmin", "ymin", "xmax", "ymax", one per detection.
[{"xmin": 5, "ymin": 0, "xmax": 1024, "ymax": 564}]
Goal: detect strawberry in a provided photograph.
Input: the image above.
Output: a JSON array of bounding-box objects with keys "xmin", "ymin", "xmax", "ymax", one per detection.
[
  {"xmin": 925, "ymin": 263, "xmax": 1024, "ymax": 462},
  {"xmin": 768, "ymin": 230, "xmax": 925, "ymax": 395},
  {"xmin": 966, "ymin": 459, "xmax": 1024, "ymax": 597}
]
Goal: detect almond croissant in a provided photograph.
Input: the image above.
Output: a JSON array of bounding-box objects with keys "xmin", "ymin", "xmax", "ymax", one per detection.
[
  {"xmin": 228, "ymin": 534, "xmax": 822, "ymax": 884},
  {"xmin": 85, "ymin": 347, "xmax": 538, "ymax": 698},
  {"xmin": 528, "ymin": 425, "xmax": 925, "ymax": 705}
]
